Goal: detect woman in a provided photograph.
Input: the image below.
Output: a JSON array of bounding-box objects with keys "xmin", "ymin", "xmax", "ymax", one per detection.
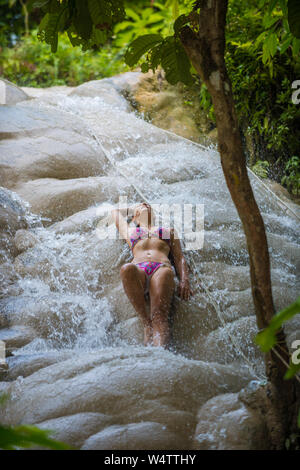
[{"xmin": 111, "ymin": 202, "xmax": 193, "ymax": 348}]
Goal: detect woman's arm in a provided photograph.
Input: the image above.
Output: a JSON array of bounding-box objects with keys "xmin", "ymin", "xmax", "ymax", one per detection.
[
  {"xmin": 170, "ymin": 228, "xmax": 193, "ymax": 301},
  {"xmin": 111, "ymin": 207, "xmax": 132, "ymax": 247}
]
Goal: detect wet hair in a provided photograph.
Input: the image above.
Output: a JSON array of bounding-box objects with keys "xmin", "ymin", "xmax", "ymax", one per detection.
[{"xmin": 133, "ymin": 203, "xmax": 156, "ymax": 226}]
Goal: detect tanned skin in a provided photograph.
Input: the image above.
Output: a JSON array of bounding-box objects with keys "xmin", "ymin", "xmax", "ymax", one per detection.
[{"xmin": 112, "ymin": 202, "xmax": 193, "ymax": 348}]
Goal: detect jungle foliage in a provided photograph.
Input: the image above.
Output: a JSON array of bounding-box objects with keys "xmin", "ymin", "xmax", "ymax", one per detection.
[{"xmin": 0, "ymin": 393, "xmax": 72, "ymax": 450}]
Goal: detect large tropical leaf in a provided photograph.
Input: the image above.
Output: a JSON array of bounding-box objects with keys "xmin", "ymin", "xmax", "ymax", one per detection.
[
  {"xmin": 125, "ymin": 34, "xmax": 163, "ymax": 67},
  {"xmin": 255, "ymin": 296, "xmax": 300, "ymax": 352},
  {"xmin": 74, "ymin": 0, "xmax": 93, "ymax": 40},
  {"xmin": 160, "ymin": 36, "xmax": 193, "ymax": 86},
  {"xmin": 0, "ymin": 424, "xmax": 72, "ymax": 450}
]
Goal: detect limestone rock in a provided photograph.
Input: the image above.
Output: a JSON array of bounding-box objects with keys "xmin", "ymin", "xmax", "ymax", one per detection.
[
  {"xmin": 5, "ymin": 351, "xmax": 74, "ymax": 381},
  {"xmin": 21, "ymin": 85, "xmax": 73, "ymax": 99},
  {"xmin": 0, "ymin": 347, "xmax": 253, "ymax": 449},
  {"xmin": 38, "ymin": 412, "xmax": 112, "ymax": 449},
  {"xmin": 0, "ymin": 105, "xmax": 107, "ymax": 188},
  {"xmin": 0, "ymin": 78, "xmax": 29, "ymax": 105},
  {"xmin": 129, "ymin": 70, "xmax": 215, "ymax": 145},
  {"xmin": 192, "ymin": 392, "xmax": 270, "ymax": 450},
  {"xmin": 82, "ymin": 421, "xmax": 180, "ymax": 450},
  {"xmin": 14, "ymin": 229, "xmax": 38, "ymax": 253},
  {"xmin": 0, "ymin": 325, "xmax": 36, "ymax": 355},
  {"xmin": 0, "ymin": 187, "xmax": 28, "ymax": 260},
  {"xmin": 14, "ymin": 176, "xmax": 135, "ymax": 223},
  {"xmin": 69, "ymin": 79, "xmax": 131, "ymax": 112},
  {"xmin": 49, "ymin": 206, "xmax": 102, "ymax": 234}
]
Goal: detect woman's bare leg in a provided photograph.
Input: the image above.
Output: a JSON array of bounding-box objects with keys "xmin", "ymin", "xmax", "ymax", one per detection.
[
  {"xmin": 149, "ymin": 267, "xmax": 175, "ymax": 348},
  {"xmin": 120, "ymin": 263, "xmax": 153, "ymax": 345}
]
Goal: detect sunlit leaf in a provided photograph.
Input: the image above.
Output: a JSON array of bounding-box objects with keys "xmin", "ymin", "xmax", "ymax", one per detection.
[
  {"xmin": 255, "ymin": 296, "xmax": 300, "ymax": 353},
  {"xmin": 125, "ymin": 34, "xmax": 163, "ymax": 67},
  {"xmin": 160, "ymin": 37, "xmax": 193, "ymax": 85},
  {"xmin": 0, "ymin": 424, "xmax": 73, "ymax": 450},
  {"xmin": 284, "ymin": 361, "xmax": 300, "ymax": 380}
]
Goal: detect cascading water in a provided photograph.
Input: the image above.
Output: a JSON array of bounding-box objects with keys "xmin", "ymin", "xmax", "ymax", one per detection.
[{"xmin": 0, "ymin": 75, "xmax": 299, "ymax": 449}]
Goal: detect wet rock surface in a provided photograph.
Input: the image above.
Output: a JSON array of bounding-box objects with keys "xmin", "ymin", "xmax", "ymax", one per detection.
[{"xmin": 0, "ymin": 77, "xmax": 299, "ymax": 450}]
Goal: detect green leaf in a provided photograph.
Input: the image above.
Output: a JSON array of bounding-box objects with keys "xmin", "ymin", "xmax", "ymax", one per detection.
[
  {"xmin": 292, "ymin": 37, "xmax": 300, "ymax": 56},
  {"xmin": 37, "ymin": 12, "xmax": 50, "ymax": 36},
  {"xmin": 141, "ymin": 62, "xmax": 149, "ymax": 73},
  {"xmin": 284, "ymin": 361, "xmax": 300, "ymax": 380},
  {"xmin": 126, "ymin": 7, "xmax": 140, "ymax": 22},
  {"xmin": 33, "ymin": 1, "xmax": 50, "ymax": 7},
  {"xmin": 255, "ymin": 327, "xmax": 277, "ymax": 352},
  {"xmin": 268, "ymin": 0, "xmax": 280, "ymax": 14},
  {"xmin": 88, "ymin": 0, "xmax": 111, "ymax": 25},
  {"xmin": 150, "ymin": 43, "xmax": 163, "ymax": 70},
  {"xmin": 267, "ymin": 32, "xmax": 278, "ymax": 56},
  {"xmin": 288, "ymin": 0, "xmax": 300, "ymax": 38},
  {"xmin": 173, "ymin": 14, "xmax": 189, "ymax": 35},
  {"xmin": 255, "ymin": 296, "xmax": 300, "ymax": 353},
  {"xmin": 263, "ymin": 15, "xmax": 278, "ymax": 29},
  {"xmin": 125, "ymin": 34, "xmax": 163, "ymax": 67},
  {"xmin": 280, "ymin": 34, "xmax": 292, "ymax": 54},
  {"xmin": 74, "ymin": 0, "xmax": 93, "ymax": 40},
  {"xmin": 160, "ymin": 36, "xmax": 193, "ymax": 86},
  {"xmin": 45, "ymin": 13, "xmax": 60, "ymax": 52},
  {"xmin": 48, "ymin": 0, "xmax": 61, "ymax": 14},
  {"xmin": 0, "ymin": 425, "xmax": 72, "ymax": 450}
]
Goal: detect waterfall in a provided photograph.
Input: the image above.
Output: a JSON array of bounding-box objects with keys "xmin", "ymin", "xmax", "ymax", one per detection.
[{"xmin": 0, "ymin": 75, "xmax": 299, "ymax": 449}]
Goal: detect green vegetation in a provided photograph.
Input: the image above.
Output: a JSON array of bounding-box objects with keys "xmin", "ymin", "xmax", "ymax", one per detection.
[
  {"xmin": 0, "ymin": 423, "xmax": 72, "ymax": 450},
  {"xmin": 254, "ymin": 296, "xmax": 300, "ymax": 434},
  {"xmin": 0, "ymin": 393, "xmax": 72, "ymax": 450},
  {"xmin": 225, "ymin": 0, "xmax": 300, "ymax": 188},
  {"xmin": 251, "ymin": 160, "xmax": 270, "ymax": 178},
  {"xmin": 255, "ymin": 295, "xmax": 300, "ymax": 380},
  {"xmin": 281, "ymin": 155, "xmax": 300, "ymax": 195},
  {"xmin": 0, "ymin": 29, "xmax": 129, "ymax": 87}
]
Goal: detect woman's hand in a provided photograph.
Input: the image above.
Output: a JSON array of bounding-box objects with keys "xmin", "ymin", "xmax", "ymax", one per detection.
[{"xmin": 177, "ymin": 279, "xmax": 194, "ymax": 301}]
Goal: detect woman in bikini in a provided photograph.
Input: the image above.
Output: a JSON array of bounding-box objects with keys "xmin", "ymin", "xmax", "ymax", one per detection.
[{"xmin": 111, "ymin": 202, "xmax": 193, "ymax": 349}]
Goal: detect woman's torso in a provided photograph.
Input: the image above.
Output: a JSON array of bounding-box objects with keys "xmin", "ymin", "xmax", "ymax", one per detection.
[{"xmin": 128, "ymin": 226, "xmax": 171, "ymax": 264}]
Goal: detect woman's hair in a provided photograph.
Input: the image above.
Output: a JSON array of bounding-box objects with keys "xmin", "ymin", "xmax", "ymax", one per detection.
[{"xmin": 133, "ymin": 203, "xmax": 156, "ymax": 226}]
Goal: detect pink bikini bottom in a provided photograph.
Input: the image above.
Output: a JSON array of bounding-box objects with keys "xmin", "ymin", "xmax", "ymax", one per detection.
[{"xmin": 133, "ymin": 261, "xmax": 174, "ymax": 296}]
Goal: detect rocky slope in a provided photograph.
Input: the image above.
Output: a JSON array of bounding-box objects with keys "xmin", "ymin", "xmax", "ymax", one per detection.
[{"xmin": 0, "ymin": 75, "xmax": 299, "ymax": 449}]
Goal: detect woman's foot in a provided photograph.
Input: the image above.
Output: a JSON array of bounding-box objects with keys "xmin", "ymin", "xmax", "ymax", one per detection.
[{"xmin": 143, "ymin": 322, "xmax": 153, "ymax": 346}]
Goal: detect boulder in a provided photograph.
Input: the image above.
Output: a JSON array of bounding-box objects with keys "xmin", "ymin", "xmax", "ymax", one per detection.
[
  {"xmin": 130, "ymin": 70, "xmax": 216, "ymax": 146},
  {"xmin": 0, "ymin": 325, "xmax": 36, "ymax": 355},
  {"xmin": 192, "ymin": 392, "xmax": 270, "ymax": 450},
  {"xmin": 0, "ymin": 347, "xmax": 253, "ymax": 449},
  {"xmin": 0, "ymin": 78, "xmax": 29, "ymax": 105},
  {"xmin": 13, "ymin": 176, "xmax": 135, "ymax": 223},
  {"xmin": 14, "ymin": 229, "xmax": 38, "ymax": 253},
  {"xmin": 0, "ymin": 187, "xmax": 28, "ymax": 261},
  {"xmin": 82, "ymin": 421, "xmax": 180, "ymax": 450},
  {"xmin": 0, "ymin": 105, "xmax": 107, "ymax": 188},
  {"xmin": 69, "ymin": 80, "xmax": 131, "ymax": 112}
]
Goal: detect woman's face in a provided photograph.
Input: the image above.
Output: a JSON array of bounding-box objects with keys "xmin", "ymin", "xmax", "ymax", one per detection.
[{"xmin": 133, "ymin": 203, "xmax": 154, "ymax": 224}]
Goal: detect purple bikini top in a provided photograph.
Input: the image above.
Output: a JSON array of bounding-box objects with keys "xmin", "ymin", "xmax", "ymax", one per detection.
[{"xmin": 130, "ymin": 226, "xmax": 171, "ymax": 251}]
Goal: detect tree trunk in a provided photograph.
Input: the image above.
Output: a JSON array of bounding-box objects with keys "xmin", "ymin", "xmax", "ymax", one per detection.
[{"xmin": 180, "ymin": 0, "xmax": 299, "ymax": 448}]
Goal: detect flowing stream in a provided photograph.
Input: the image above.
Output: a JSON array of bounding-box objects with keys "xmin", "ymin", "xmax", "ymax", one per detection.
[{"xmin": 0, "ymin": 74, "xmax": 299, "ymax": 449}]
